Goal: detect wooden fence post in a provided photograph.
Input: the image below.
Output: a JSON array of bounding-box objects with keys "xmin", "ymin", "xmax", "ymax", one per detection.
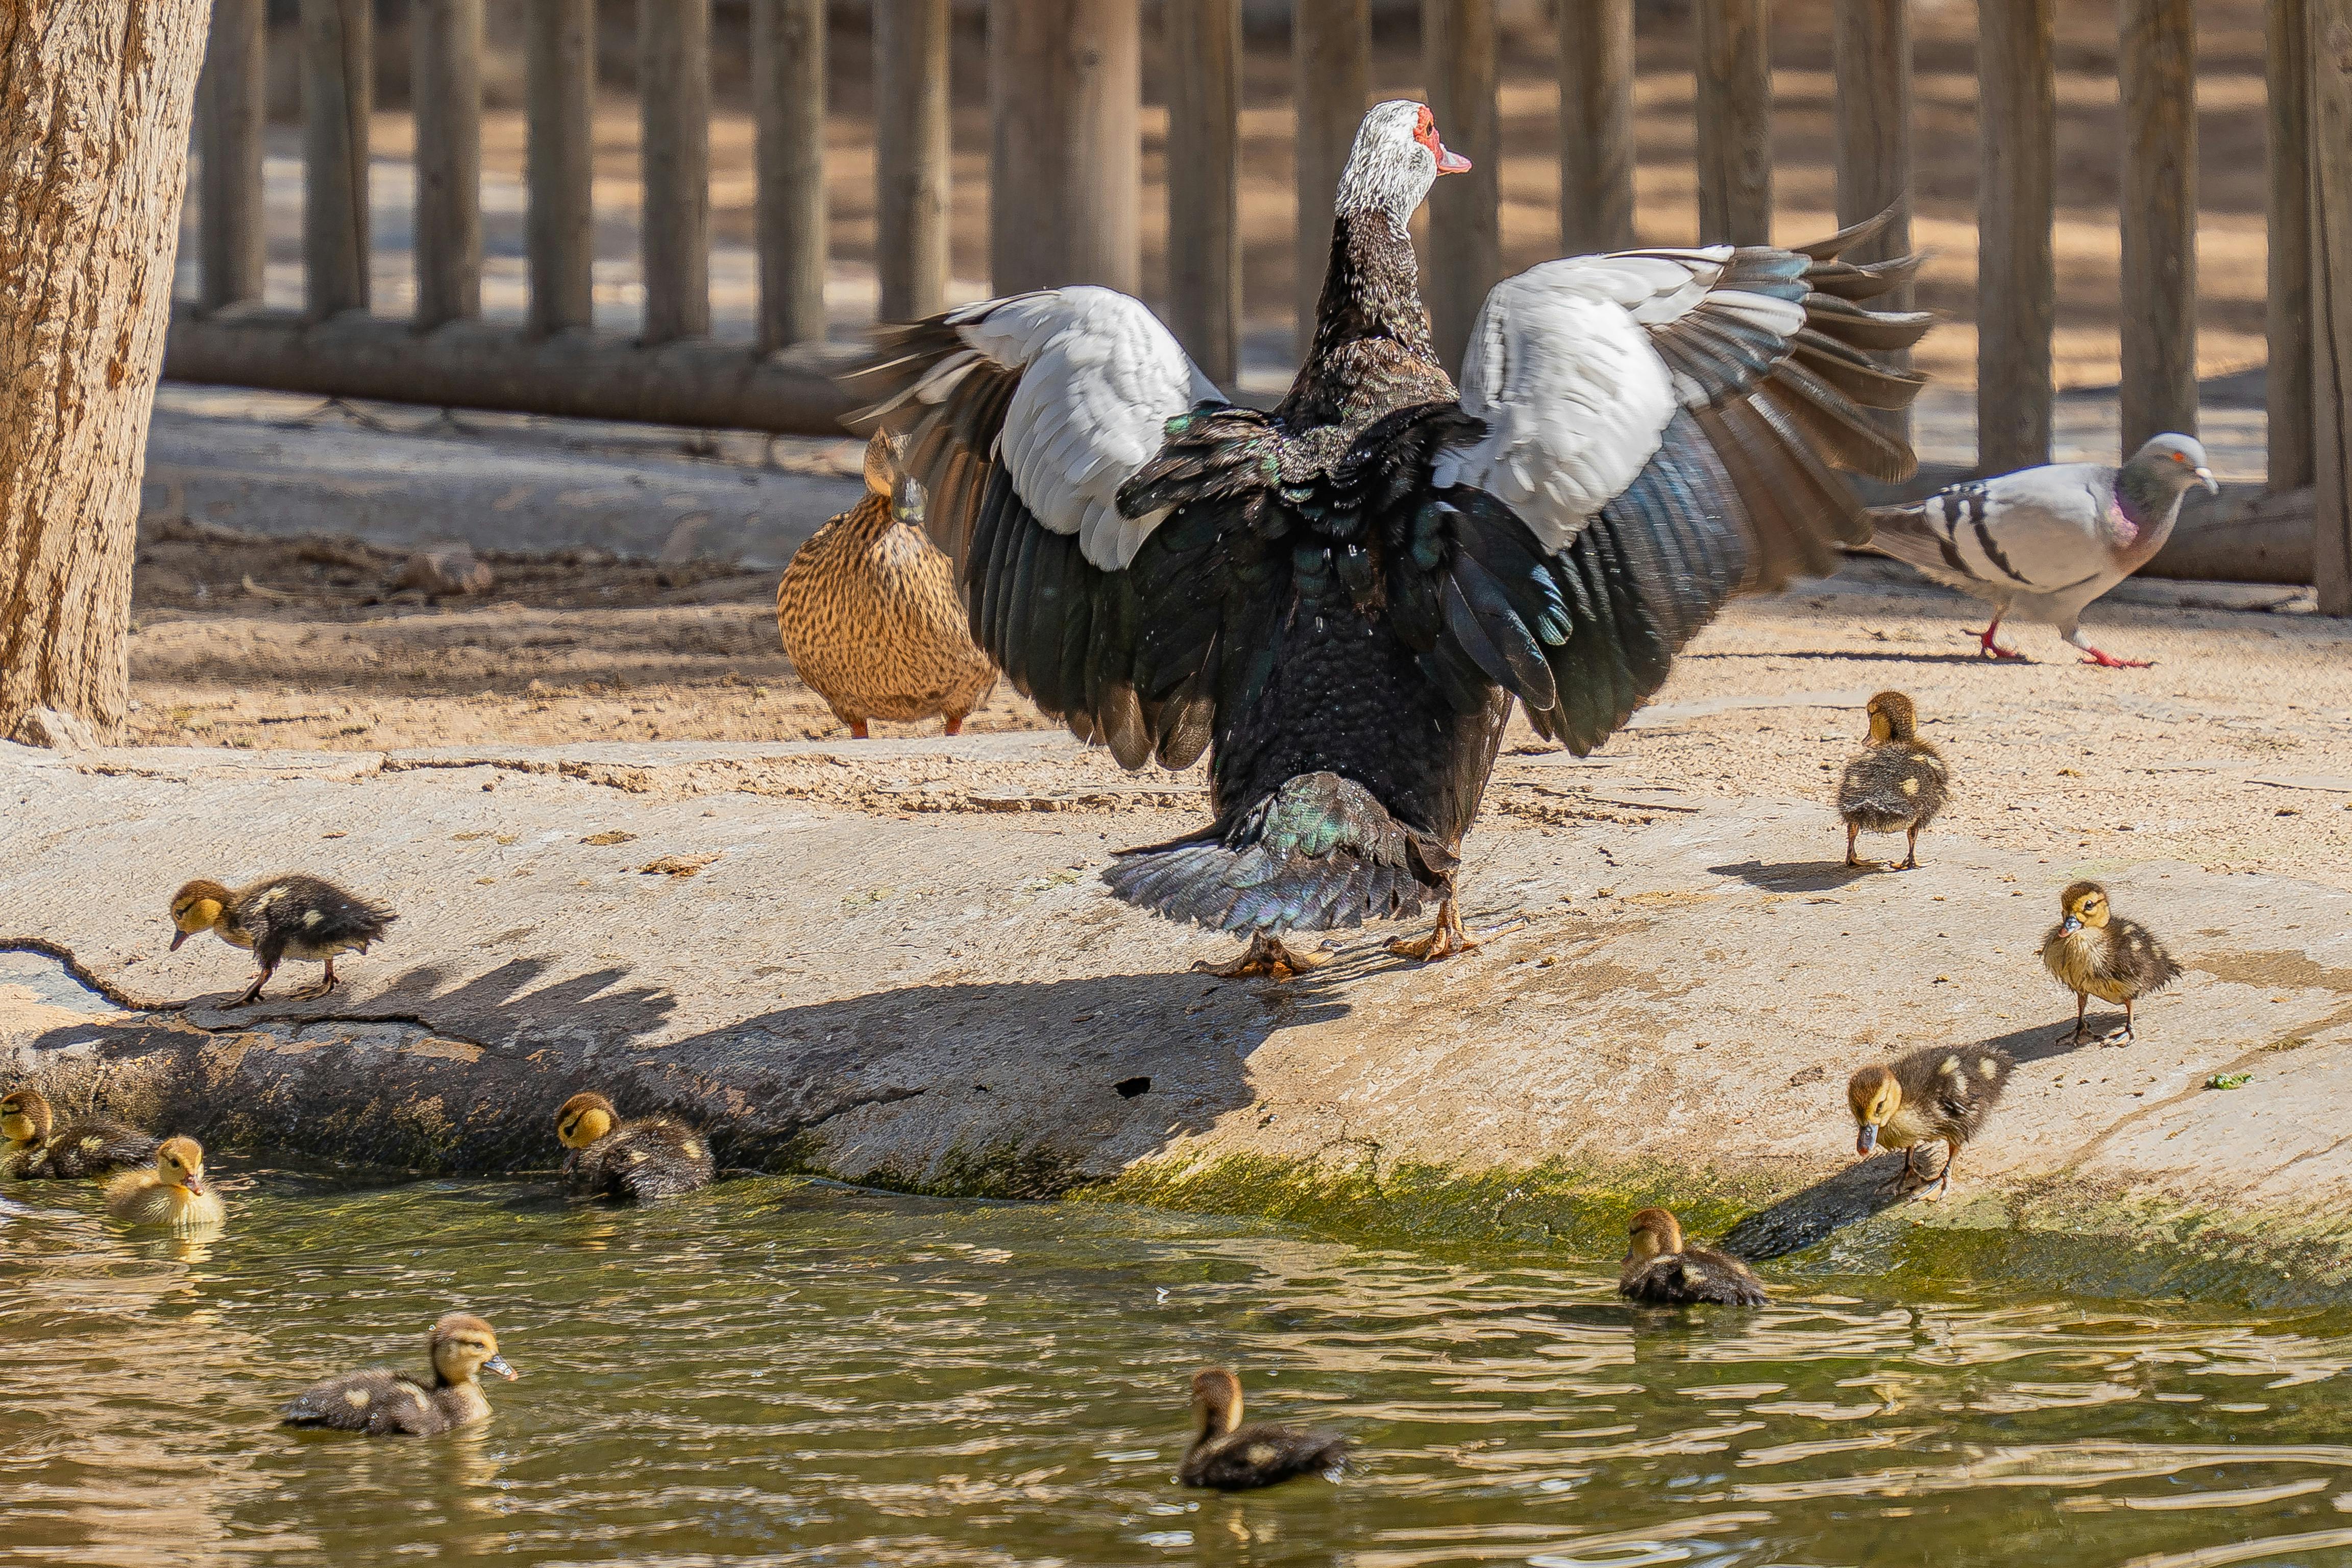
[
  {"xmin": 1424, "ymin": 0, "xmax": 1499, "ymax": 374},
  {"xmin": 1696, "ymin": 0, "xmax": 1772, "ymax": 245},
  {"xmin": 299, "ymin": 0, "xmax": 371, "ymax": 318},
  {"xmin": 199, "ymin": 0, "xmax": 266, "ymax": 312},
  {"xmin": 413, "ymin": 0, "xmax": 483, "ymax": 329},
  {"xmin": 2270, "ymin": 0, "xmax": 2315, "ymax": 494},
  {"xmin": 987, "ymin": 0, "xmax": 1141, "ymax": 295},
  {"xmin": 1294, "ymin": 0, "xmax": 1368, "ymax": 346},
  {"xmin": 640, "ymin": 0, "xmax": 712, "ymax": 345},
  {"xmin": 875, "ymin": 0, "xmax": 946, "ymax": 324},
  {"xmin": 1167, "ymin": 0, "xmax": 1240, "ymax": 385},
  {"xmin": 1560, "ymin": 0, "xmax": 1635, "ymax": 256},
  {"xmin": 527, "ymin": 0, "xmax": 596, "ymax": 337},
  {"xmin": 1977, "ymin": 0, "xmax": 2055, "ymax": 473},
  {"xmin": 1832, "ymin": 0, "xmax": 1910, "ymax": 439},
  {"xmin": 2312, "ymin": 0, "xmax": 2352, "ymax": 612},
  {"xmin": 754, "ymin": 0, "xmax": 828, "ymax": 349},
  {"xmin": 2120, "ymin": 0, "xmax": 2198, "ymax": 451}
]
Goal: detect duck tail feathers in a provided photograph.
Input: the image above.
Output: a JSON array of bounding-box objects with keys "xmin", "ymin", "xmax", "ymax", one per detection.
[{"xmin": 1102, "ymin": 772, "xmax": 1450, "ymax": 934}]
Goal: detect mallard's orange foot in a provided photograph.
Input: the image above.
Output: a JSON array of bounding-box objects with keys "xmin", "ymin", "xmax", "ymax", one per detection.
[{"xmin": 1193, "ymin": 933, "xmax": 1328, "ymax": 979}]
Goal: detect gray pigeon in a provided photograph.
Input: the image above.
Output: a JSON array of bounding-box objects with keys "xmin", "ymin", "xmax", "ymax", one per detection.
[{"xmin": 1864, "ymin": 433, "xmax": 2218, "ymax": 667}]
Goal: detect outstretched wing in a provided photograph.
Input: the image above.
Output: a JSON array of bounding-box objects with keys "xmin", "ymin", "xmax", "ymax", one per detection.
[
  {"xmin": 842, "ymin": 287, "xmax": 1256, "ymax": 770},
  {"xmin": 1386, "ymin": 215, "xmax": 1932, "ymax": 753}
]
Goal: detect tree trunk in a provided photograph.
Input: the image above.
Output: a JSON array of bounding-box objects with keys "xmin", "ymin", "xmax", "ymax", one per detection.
[{"xmin": 0, "ymin": 2, "xmax": 211, "ymax": 743}]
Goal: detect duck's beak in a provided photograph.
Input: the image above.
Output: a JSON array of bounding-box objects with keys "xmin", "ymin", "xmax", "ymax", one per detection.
[
  {"xmin": 181, "ymin": 1173, "xmax": 206, "ymax": 1196},
  {"xmin": 1855, "ymin": 1122, "xmax": 1879, "ymax": 1158},
  {"xmin": 2062, "ymin": 915, "xmax": 2082, "ymax": 935},
  {"xmin": 170, "ymin": 928, "xmax": 191, "ymax": 951},
  {"xmin": 483, "ymin": 1353, "xmax": 519, "ymax": 1381},
  {"xmin": 1434, "ymin": 141, "xmax": 1472, "ymax": 176},
  {"xmin": 2195, "ymin": 466, "xmax": 2218, "ymax": 495}
]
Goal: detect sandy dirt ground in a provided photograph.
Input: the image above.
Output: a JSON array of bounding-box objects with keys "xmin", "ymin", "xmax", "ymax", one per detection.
[{"xmin": 124, "ymin": 520, "xmax": 2352, "ymax": 891}]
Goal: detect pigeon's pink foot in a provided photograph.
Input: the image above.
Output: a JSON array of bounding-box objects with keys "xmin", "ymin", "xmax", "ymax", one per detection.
[
  {"xmin": 2077, "ymin": 646, "xmax": 2152, "ymax": 669},
  {"xmin": 1968, "ymin": 625, "xmax": 2024, "ymax": 660}
]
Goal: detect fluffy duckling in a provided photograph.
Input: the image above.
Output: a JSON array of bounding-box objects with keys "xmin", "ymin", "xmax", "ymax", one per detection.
[
  {"xmin": 2041, "ymin": 880, "xmax": 2181, "ymax": 1045},
  {"xmin": 774, "ymin": 429, "xmax": 998, "ymax": 739},
  {"xmin": 1848, "ymin": 1043, "xmax": 2015, "ymax": 1200},
  {"xmin": 0, "ymin": 1088, "xmax": 158, "ymax": 1180},
  {"xmin": 103, "ymin": 1137, "xmax": 226, "ymax": 1229},
  {"xmin": 1836, "ymin": 691, "xmax": 1950, "ymax": 870},
  {"xmin": 1176, "ymin": 1368, "xmax": 1349, "ymax": 1491},
  {"xmin": 281, "ymin": 1313, "xmax": 519, "ymax": 1435},
  {"xmin": 1618, "ymin": 1208, "xmax": 1768, "ymax": 1306},
  {"xmin": 169, "ymin": 872, "xmax": 397, "ymax": 1006},
  {"xmin": 554, "ymin": 1092, "xmax": 714, "ymax": 1202}
]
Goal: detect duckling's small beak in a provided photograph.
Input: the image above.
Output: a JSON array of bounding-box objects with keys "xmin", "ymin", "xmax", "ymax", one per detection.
[
  {"xmin": 169, "ymin": 928, "xmax": 191, "ymax": 952},
  {"xmin": 1855, "ymin": 1123, "xmax": 1879, "ymax": 1158},
  {"xmin": 2062, "ymin": 915, "xmax": 2082, "ymax": 935},
  {"xmin": 483, "ymin": 1353, "xmax": 519, "ymax": 1381},
  {"xmin": 182, "ymin": 1173, "xmax": 206, "ymax": 1196},
  {"xmin": 2195, "ymin": 466, "xmax": 2218, "ymax": 495}
]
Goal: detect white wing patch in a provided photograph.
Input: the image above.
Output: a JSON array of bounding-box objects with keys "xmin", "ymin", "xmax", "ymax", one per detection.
[
  {"xmin": 948, "ymin": 287, "xmax": 1220, "ymax": 572},
  {"xmin": 1432, "ymin": 252, "xmax": 1742, "ymax": 553}
]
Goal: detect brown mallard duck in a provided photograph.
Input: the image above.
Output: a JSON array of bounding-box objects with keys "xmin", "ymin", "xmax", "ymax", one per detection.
[
  {"xmin": 0, "ymin": 1088, "xmax": 159, "ymax": 1180},
  {"xmin": 169, "ymin": 872, "xmax": 397, "ymax": 1006},
  {"xmin": 281, "ymin": 1313, "xmax": 519, "ymax": 1435},
  {"xmin": 2041, "ymin": 880, "xmax": 2180, "ymax": 1044},
  {"xmin": 1618, "ymin": 1208, "xmax": 1767, "ymax": 1306},
  {"xmin": 1848, "ymin": 1043, "xmax": 2014, "ymax": 1200},
  {"xmin": 775, "ymin": 430, "xmax": 998, "ymax": 739},
  {"xmin": 1836, "ymin": 691, "xmax": 1950, "ymax": 869},
  {"xmin": 103, "ymin": 1137, "xmax": 226, "ymax": 1230},
  {"xmin": 1175, "ymin": 1368, "xmax": 1349, "ymax": 1491},
  {"xmin": 554, "ymin": 1092, "xmax": 714, "ymax": 1202}
]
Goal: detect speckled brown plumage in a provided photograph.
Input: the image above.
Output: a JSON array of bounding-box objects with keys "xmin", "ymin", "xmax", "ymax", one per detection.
[
  {"xmin": 2041, "ymin": 880, "xmax": 2181, "ymax": 1044},
  {"xmin": 1618, "ymin": 1208, "xmax": 1767, "ymax": 1306},
  {"xmin": 1837, "ymin": 691, "xmax": 1950, "ymax": 869},
  {"xmin": 1848, "ymin": 1043, "xmax": 2014, "ymax": 1199},
  {"xmin": 775, "ymin": 431, "xmax": 997, "ymax": 737}
]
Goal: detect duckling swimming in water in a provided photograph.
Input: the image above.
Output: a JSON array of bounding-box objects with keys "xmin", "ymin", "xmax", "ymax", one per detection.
[
  {"xmin": 170, "ymin": 872, "xmax": 397, "ymax": 1006},
  {"xmin": 2040, "ymin": 880, "xmax": 2180, "ymax": 1045},
  {"xmin": 1176, "ymin": 1368, "xmax": 1349, "ymax": 1491},
  {"xmin": 281, "ymin": 1313, "xmax": 519, "ymax": 1435},
  {"xmin": 1836, "ymin": 691, "xmax": 1950, "ymax": 870},
  {"xmin": 0, "ymin": 1088, "xmax": 158, "ymax": 1180},
  {"xmin": 1848, "ymin": 1043, "xmax": 2015, "ymax": 1200},
  {"xmin": 103, "ymin": 1137, "xmax": 226, "ymax": 1229},
  {"xmin": 1618, "ymin": 1208, "xmax": 1768, "ymax": 1306},
  {"xmin": 554, "ymin": 1092, "xmax": 714, "ymax": 1202}
]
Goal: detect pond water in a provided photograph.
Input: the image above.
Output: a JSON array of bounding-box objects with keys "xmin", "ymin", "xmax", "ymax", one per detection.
[{"xmin": 6, "ymin": 1162, "xmax": 2352, "ymax": 1568}]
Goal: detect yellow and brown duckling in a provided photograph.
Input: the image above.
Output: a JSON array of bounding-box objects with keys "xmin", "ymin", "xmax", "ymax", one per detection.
[
  {"xmin": 169, "ymin": 872, "xmax": 397, "ymax": 1007},
  {"xmin": 103, "ymin": 1136, "xmax": 226, "ymax": 1229},
  {"xmin": 0, "ymin": 1088, "xmax": 158, "ymax": 1180},
  {"xmin": 1176, "ymin": 1368, "xmax": 1349, "ymax": 1491},
  {"xmin": 2041, "ymin": 880, "xmax": 2181, "ymax": 1045},
  {"xmin": 281, "ymin": 1313, "xmax": 519, "ymax": 1435},
  {"xmin": 1618, "ymin": 1208, "xmax": 1768, "ymax": 1306},
  {"xmin": 1848, "ymin": 1043, "xmax": 2015, "ymax": 1200},
  {"xmin": 775, "ymin": 429, "xmax": 998, "ymax": 739},
  {"xmin": 554, "ymin": 1092, "xmax": 714, "ymax": 1203},
  {"xmin": 1836, "ymin": 691, "xmax": 1950, "ymax": 870}
]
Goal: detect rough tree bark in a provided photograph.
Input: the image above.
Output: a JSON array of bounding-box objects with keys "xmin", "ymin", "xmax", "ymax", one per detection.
[{"xmin": 1, "ymin": 2, "xmax": 211, "ymax": 744}]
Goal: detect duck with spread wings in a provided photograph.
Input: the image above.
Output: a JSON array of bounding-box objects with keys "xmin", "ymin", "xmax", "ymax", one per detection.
[{"xmin": 845, "ymin": 101, "xmax": 1931, "ymax": 977}]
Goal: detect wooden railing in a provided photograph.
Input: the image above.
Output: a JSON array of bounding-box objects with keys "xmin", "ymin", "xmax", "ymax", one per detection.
[{"xmin": 164, "ymin": 1, "xmax": 2350, "ymax": 604}]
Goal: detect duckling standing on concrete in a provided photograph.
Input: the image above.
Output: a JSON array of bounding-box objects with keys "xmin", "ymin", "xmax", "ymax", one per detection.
[
  {"xmin": 169, "ymin": 873, "xmax": 397, "ymax": 1006},
  {"xmin": 554, "ymin": 1092, "xmax": 714, "ymax": 1202},
  {"xmin": 0, "ymin": 1088, "xmax": 158, "ymax": 1180},
  {"xmin": 1618, "ymin": 1208, "xmax": 1768, "ymax": 1306},
  {"xmin": 1176, "ymin": 1368, "xmax": 1349, "ymax": 1491},
  {"xmin": 775, "ymin": 429, "xmax": 998, "ymax": 739},
  {"xmin": 103, "ymin": 1137, "xmax": 226, "ymax": 1230},
  {"xmin": 1836, "ymin": 691, "xmax": 1950, "ymax": 870},
  {"xmin": 281, "ymin": 1313, "xmax": 519, "ymax": 1436},
  {"xmin": 1848, "ymin": 1043, "xmax": 2014, "ymax": 1200},
  {"xmin": 2041, "ymin": 880, "xmax": 2180, "ymax": 1045}
]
